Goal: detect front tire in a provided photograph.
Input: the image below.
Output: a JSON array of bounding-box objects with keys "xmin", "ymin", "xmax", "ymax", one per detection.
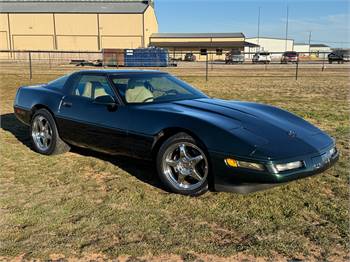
[
  {"xmin": 156, "ymin": 132, "xmax": 209, "ymax": 196},
  {"xmin": 30, "ymin": 108, "xmax": 70, "ymax": 155}
]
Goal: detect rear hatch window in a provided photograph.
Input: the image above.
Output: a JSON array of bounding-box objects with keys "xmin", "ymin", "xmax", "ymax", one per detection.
[{"xmin": 47, "ymin": 74, "xmax": 70, "ymax": 89}]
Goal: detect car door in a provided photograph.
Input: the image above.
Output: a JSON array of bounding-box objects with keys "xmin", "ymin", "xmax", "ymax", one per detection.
[{"xmin": 56, "ymin": 73, "xmax": 131, "ymax": 155}]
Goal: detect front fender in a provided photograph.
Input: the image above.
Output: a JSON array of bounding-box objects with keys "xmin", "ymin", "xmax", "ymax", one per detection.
[{"xmin": 128, "ymin": 106, "xmax": 257, "ymax": 158}]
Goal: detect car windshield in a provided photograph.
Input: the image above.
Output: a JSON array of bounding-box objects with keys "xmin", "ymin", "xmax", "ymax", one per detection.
[
  {"xmin": 260, "ymin": 52, "xmax": 270, "ymax": 56},
  {"xmin": 110, "ymin": 73, "xmax": 208, "ymax": 104},
  {"xmin": 285, "ymin": 52, "xmax": 297, "ymax": 56}
]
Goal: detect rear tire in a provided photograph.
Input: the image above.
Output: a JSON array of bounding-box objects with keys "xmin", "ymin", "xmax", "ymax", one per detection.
[
  {"xmin": 156, "ymin": 132, "xmax": 209, "ymax": 196},
  {"xmin": 30, "ymin": 108, "xmax": 70, "ymax": 155}
]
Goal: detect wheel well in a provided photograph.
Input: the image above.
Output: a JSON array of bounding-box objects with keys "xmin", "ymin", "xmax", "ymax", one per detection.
[
  {"xmin": 151, "ymin": 128, "xmax": 205, "ymax": 159},
  {"xmin": 31, "ymin": 104, "xmax": 54, "ymax": 120},
  {"xmin": 30, "ymin": 104, "xmax": 58, "ymax": 129},
  {"xmin": 151, "ymin": 128, "xmax": 215, "ymax": 190}
]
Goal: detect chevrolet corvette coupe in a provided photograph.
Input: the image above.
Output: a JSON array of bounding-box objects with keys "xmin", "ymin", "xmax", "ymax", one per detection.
[{"xmin": 14, "ymin": 70, "xmax": 339, "ymax": 196}]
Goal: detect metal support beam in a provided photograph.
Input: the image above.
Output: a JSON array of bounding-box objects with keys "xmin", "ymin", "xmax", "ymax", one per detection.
[
  {"xmin": 97, "ymin": 14, "xmax": 101, "ymax": 50},
  {"xmin": 28, "ymin": 52, "xmax": 32, "ymax": 80},
  {"xmin": 7, "ymin": 13, "xmax": 12, "ymax": 56},
  {"xmin": 52, "ymin": 13, "xmax": 57, "ymax": 49}
]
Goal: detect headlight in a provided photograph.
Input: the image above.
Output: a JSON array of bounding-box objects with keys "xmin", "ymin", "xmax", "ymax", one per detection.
[
  {"xmin": 225, "ymin": 158, "xmax": 265, "ymax": 171},
  {"xmin": 275, "ymin": 161, "xmax": 303, "ymax": 172},
  {"xmin": 329, "ymin": 147, "xmax": 337, "ymax": 157}
]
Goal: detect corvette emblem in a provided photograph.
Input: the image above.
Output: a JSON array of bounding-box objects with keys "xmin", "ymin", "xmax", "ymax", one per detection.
[{"xmin": 288, "ymin": 130, "xmax": 297, "ymax": 138}]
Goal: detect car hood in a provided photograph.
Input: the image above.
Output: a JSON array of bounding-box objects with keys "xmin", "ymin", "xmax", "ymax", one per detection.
[{"xmin": 173, "ymin": 98, "xmax": 333, "ymax": 159}]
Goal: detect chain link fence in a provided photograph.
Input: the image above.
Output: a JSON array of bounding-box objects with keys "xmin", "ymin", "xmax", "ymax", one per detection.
[{"xmin": 0, "ymin": 50, "xmax": 348, "ymax": 80}]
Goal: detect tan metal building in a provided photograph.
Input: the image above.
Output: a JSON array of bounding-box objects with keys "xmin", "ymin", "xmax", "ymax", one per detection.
[
  {"xmin": 149, "ymin": 33, "xmax": 246, "ymax": 61},
  {"xmin": 0, "ymin": 0, "xmax": 158, "ymax": 51}
]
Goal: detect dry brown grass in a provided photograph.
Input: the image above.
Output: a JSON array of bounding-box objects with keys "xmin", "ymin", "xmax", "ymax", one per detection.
[{"xmin": 0, "ymin": 66, "xmax": 349, "ymax": 261}]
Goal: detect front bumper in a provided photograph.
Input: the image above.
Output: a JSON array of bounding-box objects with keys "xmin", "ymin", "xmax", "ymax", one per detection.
[
  {"xmin": 210, "ymin": 144, "xmax": 339, "ymax": 194},
  {"xmin": 285, "ymin": 59, "xmax": 298, "ymax": 62}
]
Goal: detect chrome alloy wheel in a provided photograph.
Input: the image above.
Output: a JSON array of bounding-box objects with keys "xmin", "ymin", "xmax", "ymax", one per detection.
[
  {"xmin": 162, "ymin": 142, "xmax": 208, "ymax": 190},
  {"xmin": 31, "ymin": 115, "xmax": 52, "ymax": 151}
]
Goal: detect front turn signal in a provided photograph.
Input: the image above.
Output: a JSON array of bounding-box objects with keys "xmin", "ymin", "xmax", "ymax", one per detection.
[
  {"xmin": 225, "ymin": 158, "xmax": 265, "ymax": 171},
  {"xmin": 225, "ymin": 158, "xmax": 238, "ymax": 168}
]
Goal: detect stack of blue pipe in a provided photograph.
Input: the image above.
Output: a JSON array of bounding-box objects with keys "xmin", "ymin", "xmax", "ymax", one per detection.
[{"xmin": 124, "ymin": 48, "xmax": 168, "ymax": 67}]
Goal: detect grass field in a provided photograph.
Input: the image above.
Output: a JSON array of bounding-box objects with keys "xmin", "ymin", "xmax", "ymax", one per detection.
[{"xmin": 0, "ymin": 67, "xmax": 349, "ymax": 261}]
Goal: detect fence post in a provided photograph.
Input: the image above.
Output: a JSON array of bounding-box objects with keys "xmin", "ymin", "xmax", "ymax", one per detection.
[
  {"xmin": 48, "ymin": 52, "xmax": 51, "ymax": 69},
  {"xmin": 206, "ymin": 53, "xmax": 208, "ymax": 81},
  {"xmin": 28, "ymin": 51, "xmax": 32, "ymax": 80},
  {"xmin": 295, "ymin": 61, "xmax": 299, "ymax": 80},
  {"xmin": 322, "ymin": 57, "xmax": 325, "ymax": 71}
]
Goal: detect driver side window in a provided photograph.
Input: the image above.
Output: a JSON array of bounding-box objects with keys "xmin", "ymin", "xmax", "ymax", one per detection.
[{"xmin": 73, "ymin": 75, "xmax": 114, "ymax": 100}]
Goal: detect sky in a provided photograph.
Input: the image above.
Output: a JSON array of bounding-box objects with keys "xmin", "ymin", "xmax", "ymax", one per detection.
[{"xmin": 154, "ymin": 0, "xmax": 350, "ymax": 48}]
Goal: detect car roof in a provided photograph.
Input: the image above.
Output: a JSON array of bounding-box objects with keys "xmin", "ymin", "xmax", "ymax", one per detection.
[{"xmin": 74, "ymin": 69, "xmax": 169, "ymax": 75}]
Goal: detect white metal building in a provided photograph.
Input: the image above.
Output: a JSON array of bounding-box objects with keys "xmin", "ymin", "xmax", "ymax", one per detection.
[
  {"xmin": 309, "ymin": 44, "xmax": 331, "ymax": 59},
  {"xmin": 245, "ymin": 37, "xmax": 294, "ymax": 60},
  {"xmin": 293, "ymin": 43, "xmax": 310, "ymax": 57}
]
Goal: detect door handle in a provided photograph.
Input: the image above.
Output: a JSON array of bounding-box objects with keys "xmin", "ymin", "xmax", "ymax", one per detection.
[{"xmin": 62, "ymin": 101, "xmax": 72, "ymax": 107}]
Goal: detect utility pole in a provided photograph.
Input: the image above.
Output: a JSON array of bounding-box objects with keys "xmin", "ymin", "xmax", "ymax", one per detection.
[
  {"xmin": 257, "ymin": 6, "xmax": 261, "ymax": 52},
  {"xmin": 285, "ymin": 5, "xmax": 289, "ymax": 51},
  {"xmin": 308, "ymin": 31, "xmax": 312, "ymax": 54}
]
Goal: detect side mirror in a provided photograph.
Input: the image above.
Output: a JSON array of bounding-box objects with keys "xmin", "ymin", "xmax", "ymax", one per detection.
[{"xmin": 93, "ymin": 95, "xmax": 117, "ymax": 109}]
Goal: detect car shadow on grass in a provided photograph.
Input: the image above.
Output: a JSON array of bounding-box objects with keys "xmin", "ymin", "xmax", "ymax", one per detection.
[
  {"xmin": 0, "ymin": 113, "xmax": 32, "ymax": 147},
  {"xmin": 1, "ymin": 113, "xmax": 167, "ymax": 192},
  {"xmin": 71, "ymin": 146, "xmax": 166, "ymax": 191}
]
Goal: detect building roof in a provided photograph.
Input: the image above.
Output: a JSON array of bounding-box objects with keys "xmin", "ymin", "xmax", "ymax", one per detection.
[
  {"xmin": 245, "ymin": 42, "xmax": 259, "ymax": 47},
  {"xmin": 247, "ymin": 36, "xmax": 294, "ymax": 41},
  {"xmin": 0, "ymin": 0, "xmax": 150, "ymax": 1},
  {"xmin": 0, "ymin": 0, "xmax": 150, "ymax": 13},
  {"xmin": 150, "ymin": 41, "xmax": 247, "ymax": 49},
  {"xmin": 151, "ymin": 33, "xmax": 245, "ymax": 38},
  {"xmin": 310, "ymin": 44, "xmax": 329, "ymax": 47}
]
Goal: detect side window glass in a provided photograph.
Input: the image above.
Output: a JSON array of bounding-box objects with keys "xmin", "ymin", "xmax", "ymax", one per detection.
[{"xmin": 73, "ymin": 75, "xmax": 114, "ymax": 99}]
